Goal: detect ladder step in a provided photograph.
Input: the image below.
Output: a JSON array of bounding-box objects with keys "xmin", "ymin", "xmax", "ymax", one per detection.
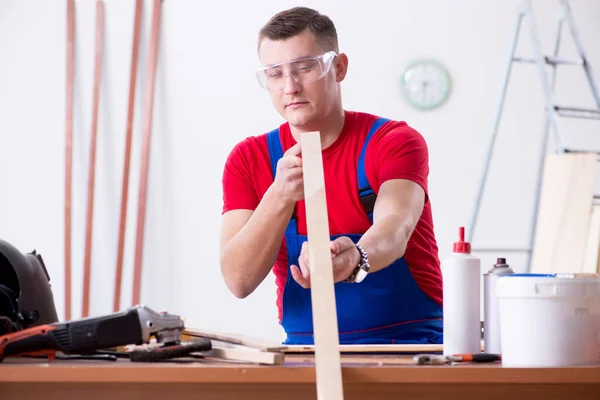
[
  {"xmin": 555, "ymin": 106, "xmax": 600, "ymax": 120},
  {"xmin": 512, "ymin": 55, "xmax": 582, "ymax": 65}
]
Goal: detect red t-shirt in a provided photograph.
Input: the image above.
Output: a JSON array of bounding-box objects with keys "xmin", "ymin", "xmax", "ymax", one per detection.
[{"xmin": 221, "ymin": 110, "xmax": 443, "ymax": 322}]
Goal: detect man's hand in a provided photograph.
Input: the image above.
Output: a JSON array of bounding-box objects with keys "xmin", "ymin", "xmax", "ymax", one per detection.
[
  {"xmin": 290, "ymin": 237, "xmax": 360, "ymax": 288},
  {"xmin": 219, "ymin": 142, "xmax": 306, "ymax": 299},
  {"xmin": 273, "ymin": 142, "xmax": 304, "ymax": 205}
]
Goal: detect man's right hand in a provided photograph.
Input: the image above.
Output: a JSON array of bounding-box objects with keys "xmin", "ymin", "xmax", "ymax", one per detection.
[
  {"xmin": 220, "ymin": 142, "xmax": 305, "ymax": 299},
  {"xmin": 273, "ymin": 142, "xmax": 304, "ymax": 204}
]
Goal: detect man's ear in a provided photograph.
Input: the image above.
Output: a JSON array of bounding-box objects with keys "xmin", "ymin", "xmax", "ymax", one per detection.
[{"xmin": 334, "ymin": 53, "xmax": 349, "ymax": 82}]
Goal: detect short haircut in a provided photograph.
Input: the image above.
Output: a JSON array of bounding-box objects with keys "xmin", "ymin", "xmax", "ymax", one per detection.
[{"xmin": 258, "ymin": 7, "xmax": 339, "ymax": 54}]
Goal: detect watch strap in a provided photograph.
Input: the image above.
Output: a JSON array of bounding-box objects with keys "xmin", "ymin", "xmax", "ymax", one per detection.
[{"xmin": 343, "ymin": 244, "xmax": 370, "ymax": 283}]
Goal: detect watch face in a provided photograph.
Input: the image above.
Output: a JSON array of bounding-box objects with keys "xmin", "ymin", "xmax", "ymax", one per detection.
[{"xmin": 400, "ymin": 59, "xmax": 451, "ymax": 110}]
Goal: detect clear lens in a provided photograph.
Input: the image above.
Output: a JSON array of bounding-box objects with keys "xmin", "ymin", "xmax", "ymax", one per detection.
[{"xmin": 256, "ymin": 51, "xmax": 337, "ymax": 91}]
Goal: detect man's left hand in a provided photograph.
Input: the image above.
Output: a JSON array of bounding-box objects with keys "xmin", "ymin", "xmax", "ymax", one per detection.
[{"xmin": 290, "ymin": 237, "xmax": 360, "ymax": 289}]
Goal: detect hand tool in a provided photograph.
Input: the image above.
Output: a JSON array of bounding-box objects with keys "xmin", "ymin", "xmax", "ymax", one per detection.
[
  {"xmin": 0, "ymin": 305, "xmax": 207, "ymax": 362},
  {"xmin": 414, "ymin": 353, "xmax": 501, "ymax": 365}
]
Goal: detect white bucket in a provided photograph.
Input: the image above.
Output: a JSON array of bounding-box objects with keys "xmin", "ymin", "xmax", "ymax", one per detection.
[{"xmin": 496, "ymin": 273, "xmax": 600, "ymax": 367}]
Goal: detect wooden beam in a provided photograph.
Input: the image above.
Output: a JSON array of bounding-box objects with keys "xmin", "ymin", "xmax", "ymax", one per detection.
[
  {"xmin": 114, "ymin": 0, "xmax": 143, "ymax": 313},
  {"xmin": 64, "ymin": 0, "xmax": 75, "ymax": 321},
  {"xmin": 82, "ymin": 0, "xmax": 105, "ymax": 318},
  {"xmin": 300, "ymin": 131, "xmax": 344, "ymax": 400},
  {"xmin": 132, "ymin": 0, "xmax": 162, "ymax": 306}
]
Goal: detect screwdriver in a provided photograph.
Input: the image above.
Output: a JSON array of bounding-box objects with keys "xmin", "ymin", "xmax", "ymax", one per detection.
[{"xmin": 414, "ymin": 353, "xmax": 501, "ymax": 365}]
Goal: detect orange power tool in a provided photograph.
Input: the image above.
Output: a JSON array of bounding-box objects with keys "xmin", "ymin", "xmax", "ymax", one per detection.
[{"xmin": 0, "ymin": 305, "xmax": 189, "ymax": 362}]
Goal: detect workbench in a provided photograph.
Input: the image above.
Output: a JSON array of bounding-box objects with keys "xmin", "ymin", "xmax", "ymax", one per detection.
[{"xmin": 1, "ymin": 354, "xmax": 599, "ymax": 400}]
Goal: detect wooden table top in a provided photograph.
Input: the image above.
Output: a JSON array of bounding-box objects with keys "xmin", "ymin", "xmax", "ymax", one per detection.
[{"xmin": 1, "ymin": 354, "xmax": 599, "ymax": 385}]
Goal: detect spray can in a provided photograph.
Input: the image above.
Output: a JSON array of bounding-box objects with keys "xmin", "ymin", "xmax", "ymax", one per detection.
[
  {"xmin": 483, "ymin": 257, "xmax": 514, "ymax": 354},
  {"xmin": 442, "ymin": 227, "xmax": 481, "ymax": 356}
]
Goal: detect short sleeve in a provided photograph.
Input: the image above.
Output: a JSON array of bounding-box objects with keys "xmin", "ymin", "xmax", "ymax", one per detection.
[
  {"xmin": 367, "ymin": 122, "xmax": 430, "ymax": 201},
  {"xmin": 221, "ymin": 139, "xmax": 260, "ymax": 214}
]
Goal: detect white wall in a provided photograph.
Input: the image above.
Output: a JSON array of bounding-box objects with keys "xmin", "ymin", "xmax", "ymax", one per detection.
[{"xmin": 1, "ymin": 0, "xmax": 599, "ymax": 343}]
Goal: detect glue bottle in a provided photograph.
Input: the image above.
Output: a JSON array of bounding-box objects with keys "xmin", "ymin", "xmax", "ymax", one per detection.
[{"xmin": 442, "ymin": 227, "xmax": 481, "ymax": 356}]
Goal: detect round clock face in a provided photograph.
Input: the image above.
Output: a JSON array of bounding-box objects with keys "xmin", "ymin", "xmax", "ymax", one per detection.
[{"xmin": 400, "ymin": 60, "xmax": 451, "ymax": 110}]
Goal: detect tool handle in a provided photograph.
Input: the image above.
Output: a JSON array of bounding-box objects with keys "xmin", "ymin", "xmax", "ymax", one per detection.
[
  {"xmin": 456, "ymin": 353, "xmax": 501, "ymax": 362},
  {"xmin": 0, "ymin": 325, "xmax": 62, "ymax": 361}
]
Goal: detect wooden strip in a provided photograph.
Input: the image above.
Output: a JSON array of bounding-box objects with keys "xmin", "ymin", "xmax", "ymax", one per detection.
[
  {"xmin": 132, "ymin": 0, "xmax": 162, "ymax": 306},
  {"xmin": 64, "ymin": 0, "xmax": 75, "ymax": 321},
  {"xmin": 183, "ymin": 332, "xmax": 443, "ymax": 355},
  {"xmin": 530, "ymin": 153, "xmax": 597, "ymax": 274},
  {"xmin": 300, "ymin": 131, "xmax": 344, "ymax": 399},
  {"xmin": 113, "ymin": 0, "xmax": 143, "ymax": 313},
  {"xmin": 182, "ymin": 329, "xmax": 286, "ymax": 352},
  {"xmin": 290, "ymin": 354, "xmax": 416, "ymax": 365},
  {"xmin": 82, "ymin": 0, "xmax": 104, "ymax": 318},
  {"xmin": 206, "ymin": 347, "xmax": 284, "ymax": 365},
  {"xmin": 283, "ymin": 343, "xmax": 443, "ymax": 354}
]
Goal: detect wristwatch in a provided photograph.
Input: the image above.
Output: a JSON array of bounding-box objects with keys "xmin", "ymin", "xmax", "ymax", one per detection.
[{"xmin": 344, "ymin": 244, "xmax": 370, "ymax": 283}]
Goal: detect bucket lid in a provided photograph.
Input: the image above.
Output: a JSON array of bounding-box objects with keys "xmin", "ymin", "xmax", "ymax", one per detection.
[{"xmin": 496, "ymin": 273, "xmax": 600, "ymax": 298}]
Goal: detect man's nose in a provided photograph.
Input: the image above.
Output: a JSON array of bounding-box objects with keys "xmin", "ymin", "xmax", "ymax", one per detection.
[{"xmin": 283, "ymin": 74, "xmax": 301, "ymax": 95}]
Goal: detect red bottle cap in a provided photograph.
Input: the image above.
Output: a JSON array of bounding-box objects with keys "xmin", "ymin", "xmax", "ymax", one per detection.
[{"xmin": 453, "ymin": 227, "xmax": 471, "ymax": 253}]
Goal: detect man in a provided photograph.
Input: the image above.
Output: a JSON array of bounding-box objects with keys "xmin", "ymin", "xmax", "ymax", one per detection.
[{"xmin": 219, "ymin": 7, "xmax": 443, "ymax": 345}]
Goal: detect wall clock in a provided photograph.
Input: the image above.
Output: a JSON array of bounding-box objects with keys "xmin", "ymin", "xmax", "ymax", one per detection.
[{"xmin": 399, "ymin": 59, "xmax": 451, "ymax": 110}]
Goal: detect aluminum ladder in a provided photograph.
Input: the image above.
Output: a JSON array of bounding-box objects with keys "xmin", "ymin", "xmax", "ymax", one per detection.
[{"xmin": 467, "ymin": 0, "xmax": 600, "ymax": 271}]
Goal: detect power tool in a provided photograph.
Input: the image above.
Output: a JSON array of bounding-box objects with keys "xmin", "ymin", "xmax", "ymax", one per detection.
[
  {"xmin": 0, "ymin": 239, "xmax": 211, "ymax": 362},
  {"xmin": 0, "ymin": 304, "xmax": 211, "ymax": 362}
]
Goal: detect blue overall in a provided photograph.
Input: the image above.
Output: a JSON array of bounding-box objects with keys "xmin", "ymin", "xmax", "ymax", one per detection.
[{"xmin": 267, "ymin": 118, "xmax": 443, "ymax": 345}]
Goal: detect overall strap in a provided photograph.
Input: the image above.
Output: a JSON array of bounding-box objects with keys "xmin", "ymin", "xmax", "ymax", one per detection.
[
  {"xmin": 357, "ymin": 117, "xmax": 390, "ymax": 221},
  {"xmin": 266, "ymin": 127, "xmax": 283, "ymax": 180},
  {"xmin": 266, "ymin": 127, "xmax": 298, "ymax": 225}
]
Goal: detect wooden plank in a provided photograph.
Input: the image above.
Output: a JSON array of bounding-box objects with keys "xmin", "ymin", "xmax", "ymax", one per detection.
[
  {"xmin": 113, "ymin": 0, "xmax": 143, "ymax": 313},
  {"xmin": 183, "ymin": 334, "xmax": 444, "ymax": 355},
  {"xmin": 64, "ymin": 0, "xmax": 75, "ymax": 321},
  {"xmin": 300, "ymin": 131, "xmax": 344, "ymax": 400},
  {"xmin": 582, "ymin": 204, "xmax": 600, "ymax": 274},
  {"xmin": 283, "ymin": 344, "xmax": 443, "ymax": 354},
  {"xmin": 530, "ymin": 153, "xmax": 597, "ymax": 274},
  {"xmin": 132, "ymin": 0, "xmax": 162, "ymax": 306}
]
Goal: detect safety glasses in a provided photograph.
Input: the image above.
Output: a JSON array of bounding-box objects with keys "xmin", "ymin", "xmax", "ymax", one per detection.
[{"xmin": 255, "ymin": 51, "xmax": 338, "ymax": 92}]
